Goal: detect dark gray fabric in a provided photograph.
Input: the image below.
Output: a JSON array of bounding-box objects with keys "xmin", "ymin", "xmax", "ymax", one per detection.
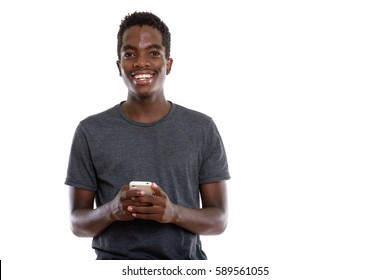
[{"xmin": 65, "ymin": 102, "xmax": 230, "ymax": 259}]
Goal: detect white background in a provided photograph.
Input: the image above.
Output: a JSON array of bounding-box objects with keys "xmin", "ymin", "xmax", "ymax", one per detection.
[{"xmin": 1, "ymin": 0, "xmax": 389, "ymax": 277}]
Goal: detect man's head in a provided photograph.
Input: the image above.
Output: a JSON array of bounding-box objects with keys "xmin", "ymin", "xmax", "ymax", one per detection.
[
  {"xmin": 116, "ymin": 12, "xmax": 173, "ymax": 99},
  {"xmin": 117, "ymin": 12, "xmax": 171, "ymax": 60}
]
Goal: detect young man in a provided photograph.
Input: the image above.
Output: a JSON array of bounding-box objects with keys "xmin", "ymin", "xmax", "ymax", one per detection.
[{"xmin": 65, "ymin": 11, "xmax": 230, "ymax": 260}]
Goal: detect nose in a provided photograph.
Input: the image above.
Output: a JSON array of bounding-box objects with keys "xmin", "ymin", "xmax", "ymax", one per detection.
[{"xmin": 133, "ymin": 55, "xmax": 150, "ymax": 68}]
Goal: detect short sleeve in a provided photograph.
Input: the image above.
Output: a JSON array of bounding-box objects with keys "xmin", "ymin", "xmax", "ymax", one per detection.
[
  {"xmin": 65, "ymin": 124, "xmax": 98, "ymax": 191},
  {"xmin": 198, "ymin": 120, "xmax": 230, "ymax": 184}
]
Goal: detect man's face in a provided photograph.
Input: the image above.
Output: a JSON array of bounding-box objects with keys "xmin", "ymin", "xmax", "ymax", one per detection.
[{"xmin": 117, "ymin": 25, "xmax": 173, "ymax": 99}]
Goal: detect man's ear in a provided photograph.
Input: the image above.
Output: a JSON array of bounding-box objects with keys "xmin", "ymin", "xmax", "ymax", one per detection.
[
  {"xmin": 116, "ymin": 60, "xmax": 122, "ymax": 76},
  {"xmin": 166, "ymin": 58, "xmax": 173, "ymax": 75}
]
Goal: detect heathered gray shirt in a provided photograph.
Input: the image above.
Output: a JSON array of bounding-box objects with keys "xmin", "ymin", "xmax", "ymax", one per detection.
[{"xmin": 65, "ymin": 102, "xmax": 230, "ymax": 259}]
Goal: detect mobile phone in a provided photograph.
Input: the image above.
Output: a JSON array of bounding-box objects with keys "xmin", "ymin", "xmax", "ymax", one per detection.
[{"xmin": 129, "ymin": 181, "xmax": 154, "ymax": 195}]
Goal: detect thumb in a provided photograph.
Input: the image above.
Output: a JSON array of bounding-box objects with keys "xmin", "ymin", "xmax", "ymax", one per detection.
[{"xmin": 152, "ymin": 182, "xmax": 166, "ymax": 197}]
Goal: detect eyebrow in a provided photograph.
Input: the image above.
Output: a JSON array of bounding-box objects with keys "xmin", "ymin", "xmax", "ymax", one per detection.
[{"xmin": 121, "ymin": 44, "xmax": 164, "ymax": 52}]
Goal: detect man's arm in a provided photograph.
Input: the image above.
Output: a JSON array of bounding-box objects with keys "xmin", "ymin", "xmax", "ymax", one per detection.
[
  {"xmin": 69, "ymin": 188, "xmax": 114, "ymax": 237},
  {"xmin": 174, "ymin": 181, "xmax": 228, "ymax": 235},
  {"xmin": 69, "ymin": 186, "xmax": 144, "ymax": 237},
  {"xmin": 130, "ymin": 181, "xmax": 228, "ymax": 235}
]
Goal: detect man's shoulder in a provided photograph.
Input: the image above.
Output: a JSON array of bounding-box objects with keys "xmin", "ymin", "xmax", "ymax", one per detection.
[
  {"xmin": 79, "ymin": 104, "xmax": 120, "ymax": 128},
  {"xmin": 173, "ymin": 103, "xmax": 212, "ymax": 125}
]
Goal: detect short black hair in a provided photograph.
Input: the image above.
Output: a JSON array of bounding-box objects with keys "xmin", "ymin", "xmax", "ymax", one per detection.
[{"xmin": 117, "ymin": 11, "xmax": 171, "ymax": 60}]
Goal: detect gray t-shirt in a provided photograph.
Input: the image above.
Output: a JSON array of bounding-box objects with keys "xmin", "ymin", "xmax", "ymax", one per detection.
[{"xmin": 65, "ymin": 102, "xmax": 230, "ymax": 259}]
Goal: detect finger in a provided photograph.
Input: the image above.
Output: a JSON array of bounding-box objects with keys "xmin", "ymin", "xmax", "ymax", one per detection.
[
  {"xmin": 135, "ymin": 194, "xmax": 156, "ymax": 203},
  {"xmin": 151, "ymin": 183, "xmax": 166, "ymax": 197},
  {"xmin": 119, "ymin": 185, "xmax": 130, "ymax": 199},
  {"xmin": 132, "ymin": 213, "xmax": 159, "ymax": 221},
  {"xmin": 123, "ymin": 189, "xmax": 146, "ymax": 199},
  {"xmin": 131, "ymin": 205, "xmax": 159, "ymax": 214},
  {"xmin": 124, "ymin": 206, "xmax": 136, "ymax": 220},
  {"xmin": 129, "ymin": 200, "xmax": 152, "ymax": 207}
]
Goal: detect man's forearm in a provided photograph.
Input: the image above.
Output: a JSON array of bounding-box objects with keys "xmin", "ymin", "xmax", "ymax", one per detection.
[
  {"xmin": 70, "ymin": 204, "xmax": 114, "ymax": 237},
  {"xmin": 172, "ymin": 205, "xmax": 227, "ymax": 235}
]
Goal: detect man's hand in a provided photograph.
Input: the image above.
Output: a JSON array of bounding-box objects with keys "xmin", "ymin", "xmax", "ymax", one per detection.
[
  {"xmin": 128, "ymin": 182, "xmax": 177, "ymax": 224},
  {"xmin": 109, "ymin": 185, "xmax": 153, "ymax": 221}
]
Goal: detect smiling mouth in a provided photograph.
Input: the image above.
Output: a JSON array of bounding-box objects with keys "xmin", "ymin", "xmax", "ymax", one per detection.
[{"xmin": 134, "ymin": 73, "xmax": 154, "ymax": 80}]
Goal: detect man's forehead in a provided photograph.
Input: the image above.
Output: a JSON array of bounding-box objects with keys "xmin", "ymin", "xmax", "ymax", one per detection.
[{"xmin": 123, "ymin": 25, "xmax": 163, "ymax": 41}]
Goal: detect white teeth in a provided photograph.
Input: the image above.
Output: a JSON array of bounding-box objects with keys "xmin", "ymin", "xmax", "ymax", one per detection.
[{"xmin": 135, "ymin": 74, "xmax": 153, "ymax": 80}]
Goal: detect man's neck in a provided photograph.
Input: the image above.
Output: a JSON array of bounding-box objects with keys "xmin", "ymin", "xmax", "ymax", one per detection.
[{"xmin": 121, "ymin": 98, "xmax": 171, "ymax": 123}]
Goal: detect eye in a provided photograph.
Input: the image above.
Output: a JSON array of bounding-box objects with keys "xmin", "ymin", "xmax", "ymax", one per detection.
[
  {"xmin": 150, "ymin": 51, "xmax": 161, "ymax": 57},
  {"xmin": 123, "ymin": 52, "xmax": 136, "ymax": 58}
]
